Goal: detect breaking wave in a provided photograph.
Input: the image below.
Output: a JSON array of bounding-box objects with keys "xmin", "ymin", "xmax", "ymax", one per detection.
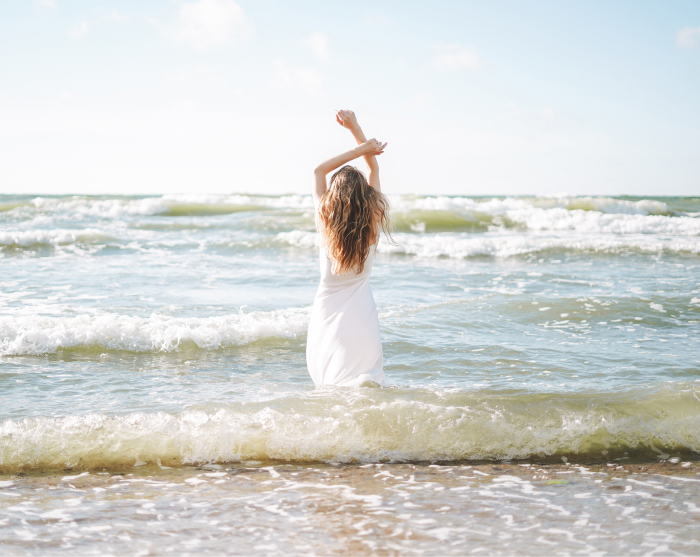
[
  {"xmin": 18, "ymin": 195, "xmax": 314, "ymax": 218},
  {"xmin": 278, "ymin": 231, "xmax": 700, "ymax": 258},
  {"xmin": 1, "ymin": 383, "xmax": 698, "ymax": 472},
  {"xmin": 390, "ymin": 197, "xmax": 699, "ymax": 234},
  {"xmin": 392, "ymin": 195, "xmax": 672, "ymax": 217},
  {"xmin": 0, "ymin": 309, "xmax": 310, "ymax": 356},
  {"xmin": 3, "ymin": 195, "xmax": 696, "ymax": 225},
  {"xmin": 0, "ymin": 228, "xmax": 113, "ymax": 247},
  {"xmin": 3, "ymin": 195, "xmax": 698, "ymax": 259}
]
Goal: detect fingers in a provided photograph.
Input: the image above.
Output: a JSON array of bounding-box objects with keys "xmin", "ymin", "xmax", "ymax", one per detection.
[
  {"xmin": 336, "ymin": 109, "xmax": 358, "ymax": 129},
  {"xmin": 336, "ymin": 109, "xmax": 355, "ymax": 120},
  {"xmin": 362, "ymin": 139, "xmax": 387, "ymax": 155}
]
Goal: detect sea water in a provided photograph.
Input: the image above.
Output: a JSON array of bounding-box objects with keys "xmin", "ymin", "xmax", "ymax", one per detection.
[{"xmin": 1, "ymin": 193, "xmax": 699, "ymax": 554}]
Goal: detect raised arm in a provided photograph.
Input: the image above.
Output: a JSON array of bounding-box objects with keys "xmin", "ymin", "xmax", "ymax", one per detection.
[
  {"xmin": 313, "ymin": 137, "xmax": 386, "ymax": 204},
  {"xmin": 335, "ymin": 110, "xmax": 383, "ymax": 192}
]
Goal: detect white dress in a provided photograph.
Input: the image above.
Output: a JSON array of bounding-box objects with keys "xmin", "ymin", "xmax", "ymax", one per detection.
[{"xmin": 306, "ymin": 242, "xmax": 386, "ymax": 387}]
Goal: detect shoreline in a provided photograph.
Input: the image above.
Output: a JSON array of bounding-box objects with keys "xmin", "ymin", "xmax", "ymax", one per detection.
[
  {"xmin": 2, "ymin": 459, "xmax": 699, "ymax": 555},
  {"xmin": 3, "ymin": 456, "xmax": 699, "ymax": 481},
  {"xmin": 2, "ymin": 454, "xmax": 698, "ymax": 478}
]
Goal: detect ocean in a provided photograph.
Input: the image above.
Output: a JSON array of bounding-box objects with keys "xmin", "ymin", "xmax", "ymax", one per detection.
[{"xmin": 1, "ymin": 193, "xmax": 699, "ymax": 554}]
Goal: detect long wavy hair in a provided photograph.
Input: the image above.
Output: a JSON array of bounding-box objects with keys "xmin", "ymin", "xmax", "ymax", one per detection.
[{"xmin": 317, "ymin": 166, "xmax": 393, "ymax": 275}]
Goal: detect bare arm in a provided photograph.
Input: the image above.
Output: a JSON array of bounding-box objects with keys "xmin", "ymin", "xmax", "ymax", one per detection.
[
  {"xmin": 335, "ymin": 110, "xmax": 383, "ymax": 191},
  {"xmin": 313, "ymin": 137, "xmax": 386, "ymax": 204}
]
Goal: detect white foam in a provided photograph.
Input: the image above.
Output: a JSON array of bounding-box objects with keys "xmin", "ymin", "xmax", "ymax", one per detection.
[
  {"xmin": 276, "ymin": 230, "xmax": 320, "ymax": 249},
  {"xmin": 1, "ymin": 383, "xmax": 698, "ymax": 470},
  {"xmin": 0, "ymin": 228, "xmax": 108, "ymax": 247},
  {"xmin": 8, "ymin": 195, "xmax": 685, "ymax": 226},
  {"xmin": 389, "ymin": 196, "xmax": 698, "ymax": 235},
  {"xmin": 508, "ymin": 209, "xmax": 699, "ymax": 235},
  {"xmin": 389, "ymin": 195, "xmax": 670, "ymax": 216},
  {"xmin": 533, "ymin": 196, "xmax": 670, "ymax": 215},
  {"xmin": 26, "ymin": 195, "xmax": 313, "ymax": 218},
  {"xmin": 278, "ymin": 230, "xmax": 700, "ymax": 258},
  {"xmin": 32, "ymin": 197, "xmax": 168, "ymax": 217},
  {"xmin": 388, "ymin": 233, "xmax": 700, "ymax": 258},
  {"xmin": 160, "ymin": 194, "xmax": 313, "ymax": 210},
  {"xmin": 0, "ymin": 308, "xmax": 310, "ymax": 356}
]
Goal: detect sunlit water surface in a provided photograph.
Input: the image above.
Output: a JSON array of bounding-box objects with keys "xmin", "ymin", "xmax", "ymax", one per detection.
[{"xmin": 1, "ymin": 194, "xmax": 699, "ymax": 554}]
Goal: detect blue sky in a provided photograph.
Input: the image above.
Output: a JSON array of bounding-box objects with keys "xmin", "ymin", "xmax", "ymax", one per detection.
[{"xmin": 1, "ymin": 0, "xmax": 699, "ymax": 196}]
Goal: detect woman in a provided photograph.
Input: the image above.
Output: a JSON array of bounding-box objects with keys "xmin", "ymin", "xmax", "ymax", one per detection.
[{"xmin": 306, "ymin": 110, "xmax": 392, "ymax": 388}]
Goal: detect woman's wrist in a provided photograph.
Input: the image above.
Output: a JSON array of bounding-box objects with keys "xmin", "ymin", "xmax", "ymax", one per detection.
[{"xmin": 350, "ymin": 127, "xmax": 367, "ymax": 144}]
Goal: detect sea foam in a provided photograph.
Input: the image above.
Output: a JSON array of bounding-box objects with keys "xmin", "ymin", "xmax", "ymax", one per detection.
[
  {"xmin": 0, "ymin": 228, "xmax": 110, "ymax": 247},
  {"xmin": 277, "ymin": 230, "xmax": 700, "ymax": 258},
  {"xmin": 389, "ymin": 198, "xmax": 698, "ymax": 235},
  {"xmin": 390, "ymin": 195, "xmax": 671, "ymax": 217},
  {"xmin": 0, "ymin": 308, "xmax": 310, "ymax": 356},
  {"xmin": 6, "ymin": 195, "xmax": 684, "ymax": 223},
  {"xmin": 27, "ymin": 195, "xmax": 314, "ymax": 218},
  {"xmin": 1, "ymin": 384, "xmax": 698, "ymax": 471}
]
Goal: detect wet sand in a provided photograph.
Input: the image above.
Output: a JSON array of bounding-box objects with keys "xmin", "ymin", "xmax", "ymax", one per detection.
[{"xmin": 1, "ymin": 458, "xmax": 699, "ymax": 555}]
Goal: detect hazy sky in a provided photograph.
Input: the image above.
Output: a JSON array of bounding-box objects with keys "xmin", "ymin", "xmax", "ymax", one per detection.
[{"xmin": 1, "ymin": 0, "xmax": 699, "ymax": 196}]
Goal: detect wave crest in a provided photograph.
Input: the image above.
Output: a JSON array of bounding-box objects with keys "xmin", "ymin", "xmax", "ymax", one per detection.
[
  {"xmin": 0, "ymin": 228, "xmax": 110, "ymax": 247},
  {"xmin": 277, "ymin": 230, "xmax": 700, "ymax": 258},
  {"xmin": 389, "ymin": 197, "xmax": 697, "ymax": 235},
  {"xmin": 1, "ymin": 385, "xmax": 698, "ymax": 471},
  {"xmin": 26, "ymin": 195, "xmax": 314, "ymax": 218},
  {"xmin": 0, "ymin": 309, "xmax": 310, "ymax": 356}
]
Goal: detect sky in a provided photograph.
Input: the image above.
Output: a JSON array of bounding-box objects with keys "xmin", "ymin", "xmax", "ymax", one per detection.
[{"xmin": 1, "ymin": 0, "xmax": 699, "ymax": 197}]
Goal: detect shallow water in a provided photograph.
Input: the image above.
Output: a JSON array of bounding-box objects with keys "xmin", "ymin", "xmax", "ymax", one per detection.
[
  {"xmin": 2, "ymin": 461, "xmax": 700, "ymax": 555},
  {"xmin": 1, "ymin": 193, "xmax": 699, "ymax": 552}
]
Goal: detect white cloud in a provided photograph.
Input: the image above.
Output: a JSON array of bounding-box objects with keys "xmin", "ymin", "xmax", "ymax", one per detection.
[
  {"xmin": 305, "ymin": 31, "xmax": 330, "ymax": 62},
  {"xmin": 364, "ymin": 15, "xmax": 388, "ymax": 27},
  {"xmin": 176, "ymin": 0, "xmax": 249, "ymax": 50},
  {"xmin": 541, "ymin": 106, "xmax": 556, "ymax": 120},
  {"xmin": 37, "ymin": 0, "xmax": 56, "ymax": 8},
  {"xmin": 272, "ymin": 61, "xmax": 323, "ymax": 97},
  {"xmin": 433, "ymin": 43, "xmax": 482, "ymax": 71},
  {"xmin": 676, "ymin": 26, "xmax": 700, "ymax": 49},
  {"xmin": 67, "ymin": 20, "xmax": 88, "ymax": 39},
  {"xmin": 104, "ymin": 10, "xmax": 129, "ymax": 23},
  {"xmin": 503, "ymin": 101, "xmax": 521, "ymax": 117}
]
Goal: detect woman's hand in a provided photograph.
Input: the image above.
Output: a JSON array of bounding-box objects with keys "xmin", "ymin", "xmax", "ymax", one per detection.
[
  {"xmin": 356, "ymin": 138, "xmax": 387, "ymax": 157},
  {"xmin": 314, "ymin": 119, "xmax": 385, "ymax": 201},
  {"xmin": 335, "ymin": 109, "xmax": 359, "ymax": 131}
]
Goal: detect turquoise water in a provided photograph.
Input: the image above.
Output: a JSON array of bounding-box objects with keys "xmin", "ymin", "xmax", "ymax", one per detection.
[{"xmin": 1, "ymin": 194, "xmax": 699, "ymax": 468}]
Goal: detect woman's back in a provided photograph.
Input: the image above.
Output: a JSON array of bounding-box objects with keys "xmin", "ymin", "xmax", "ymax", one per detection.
[
  {"xmin": 306, "ymin": 109, "xmax": 389, "ymax": 388},
  {"xmin": 318, "ymin": 243, "xmax": 376, "ymax": 291},
  {"xmin": 307, "ymin": 242, "xmax": 384, "ymax": 387}
]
